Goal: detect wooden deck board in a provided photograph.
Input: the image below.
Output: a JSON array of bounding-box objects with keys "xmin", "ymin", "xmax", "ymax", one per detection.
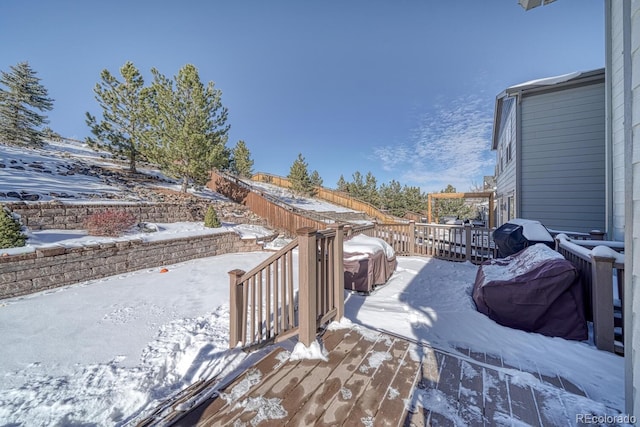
[
  {"xmin": 457, "ymin": 359, "xmax": 484, "ymax": 425},
  {"xmin": 274, "ymin": 331, "xmax": 366, "ymax": 426},
  {"xmin": 507, "ymin": 378, "xmax": 542, "ymax": 426},
  {"xmin": 316, "ymin": 335, "xmax": 393, "ymax": 426},
  {"xmin": 343, "ymin": 338, "xmax": 407, "ymax": 423},
  {"xmin": 482, "ymin": 365, "xmax": 510, "ymax": 425},
  {"xmin": 171, "ymin": 347, "xmax": 291, "ymax": 426},
  {"xmin": 375, "ymin": 345, "xmax": 421, "ymax": 426},
  {"xmin": 533, "ymin": 388, "xmax": 568, "ymax": 427},
  {"xmin": 163, "ymin": 327, "xmax": 601, "ymax": 427}
]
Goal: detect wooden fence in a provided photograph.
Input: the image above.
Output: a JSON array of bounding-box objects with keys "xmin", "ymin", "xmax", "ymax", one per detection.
[
  {"xmin": 209, "ymin": 170, "xmax": 332, "ymax": 236},
  {"xmin": 556, "ymin": 234, "xmax": 625, "ymax": 354},
  {"xmin": 229, "ymin": 225, "xmax": 345, "ymax": 349},
  {"xmin": 251, "ymin": 172, "xmax": 400, "ymax": 223}
]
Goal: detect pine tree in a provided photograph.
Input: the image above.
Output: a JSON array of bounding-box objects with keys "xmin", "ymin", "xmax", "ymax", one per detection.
[
  {"xmin": 143, "ymin": 64, "xmax": 230, "ymax": 192},
  {"xmin": 433, "ymin": 184, "xmax": 475, "ymax": 222},
  {"xmin": 364, "ymin": 171, "xmax": 379, "ymax": 206},
  {"xmin": 379, "ymin": 180, "xmax": 404, "ymax": 216},
  {"xmin": 350, "ymin": 171, "xmax": 366, "ymax": 199},
  {"xmin": 288, "ymin": 153, "xmax": 314, "ymax": 196},
  {"xmin": 0, "ymin": 207, "xmax": 26, "ymax": 249},
  {"xmin": 230, "ymin": 140, "xmax": 254, "ymax": 178},
  {"xmin": 310, "ymin": 170, "xmax": 323, "ymax": 188},
  {"xmin": 204, "ymin": 205, "xmax": 221, "ymax": 228},
  {"xmin": 402, "ymin": 185, "xmax": 427, "ymax": 214},
  {"xmin": 85, "ymin": 62, "xmax": 148, "ymax": 173},
  {"xmin": 336, "ymin": 175, "xmax": 348, "ymax": 192},
  {"xmin": 0, "ymin": 62, "xmax": 54, "ymax": 146}
]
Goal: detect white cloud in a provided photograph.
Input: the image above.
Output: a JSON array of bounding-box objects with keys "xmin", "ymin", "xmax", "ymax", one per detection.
[{"xmin": 373, "ymin": 95, "xmax": 495, "ymax": 193}]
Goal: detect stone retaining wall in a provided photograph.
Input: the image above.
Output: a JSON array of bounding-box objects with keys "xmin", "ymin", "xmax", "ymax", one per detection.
[
  {"xmin": 0, "ymin": 231, "xmax": 267, "ymax": 299},
  {"xmin": 4, "ymin": 201, "xmax": 265, "ymax": 230}
]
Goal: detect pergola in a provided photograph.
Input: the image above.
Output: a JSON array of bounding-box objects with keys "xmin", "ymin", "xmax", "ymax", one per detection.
[{"xmin": 426, "ymin": 192, "xmax": 495, "ymax": 228}]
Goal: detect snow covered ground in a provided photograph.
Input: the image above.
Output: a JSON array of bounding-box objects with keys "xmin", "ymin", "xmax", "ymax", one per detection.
[
  {"xmin": 0, "ymin": 252, "xmax": 624, "ymax": 425},
  {"xmin": 0, "ymin": 141, "xmax": 626, "ymax": 425}
]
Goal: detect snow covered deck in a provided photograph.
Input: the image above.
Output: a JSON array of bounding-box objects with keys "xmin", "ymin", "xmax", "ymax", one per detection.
[{"xmin": 161, "ymin": 326, "xmax": 612, "ymax": 426}]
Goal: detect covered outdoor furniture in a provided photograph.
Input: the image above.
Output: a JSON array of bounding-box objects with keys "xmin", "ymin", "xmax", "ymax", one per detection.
[
  {"xmin": 472, "ymin": 243, "xmax": 587, "ymax": 340},
  {"xmin": 493, "ymin": 218, "xmax": 554, "ymax": 258},
  {"xmin": 343, "ymin": 234, "xmax": 397, "ymax": 293}
]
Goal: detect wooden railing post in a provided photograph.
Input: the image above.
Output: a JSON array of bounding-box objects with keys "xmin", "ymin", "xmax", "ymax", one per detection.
[
  {"xmin": 464, "ymin": 223, "xmax": 472, "ymax": 261},
  {"xmin": 329, "ymin": 224, "xmax": 345, "ymax": 320},
  {"xmin": 229, "ymin": 269, "xmax": 246, "ymax": 349},
  {"xmin": 297, "ymin": 227, "xmax": 318, "ymax": 347},
  {"xmin": 590, "ymin": 248, "xmax": 616, "ymax": 352},
  {"xmin": 408, "ymin": 221, "xmax": 415, "ymax": 255}
]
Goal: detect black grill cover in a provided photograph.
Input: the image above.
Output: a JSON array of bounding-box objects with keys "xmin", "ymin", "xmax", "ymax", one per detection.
[{"xmin": 493, "ymin": 219, "xmax": 554, "ymax": 258}]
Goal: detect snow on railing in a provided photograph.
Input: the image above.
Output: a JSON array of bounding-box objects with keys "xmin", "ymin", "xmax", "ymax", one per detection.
[{"xmin": 555, "ymin": 233, "xmax": 625, "ymax": 354}]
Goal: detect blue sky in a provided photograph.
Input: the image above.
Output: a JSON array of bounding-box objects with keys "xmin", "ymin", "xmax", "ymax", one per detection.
[{"xmin": 1, "ymin": 0, "xmax": 604, "ymax": 193}]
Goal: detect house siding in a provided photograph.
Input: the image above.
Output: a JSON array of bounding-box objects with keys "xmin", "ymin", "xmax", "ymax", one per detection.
[
  {"xmin": 519, "ymin": 83, "xmax": 606, "ymax": 233},
  {"xmin": 494, "ymin": 99, "xmax": 517, "ymax": 225},
  {"xmin": 611, "ymin": 1, "xmax": 626, "ymax": 241},
  {"xmin": 626, "ymin": 0, "xmax": 640, "ymax": 417}
]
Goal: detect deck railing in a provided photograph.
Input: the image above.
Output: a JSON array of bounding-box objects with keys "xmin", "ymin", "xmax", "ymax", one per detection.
[
  {"xmin": 229, "ymin": 225, "xmax": 344, "ymax": 349},
  {"xmin": 365, "ymin": 222, "xmax": 497, "ymax": 264},
  {"xmin": 230, "ymin": 220, "xmax": 626, "ymax": 355},
  {"xmin": 555, "ymin": 233, "xmax": 625, "ymax": 354}
]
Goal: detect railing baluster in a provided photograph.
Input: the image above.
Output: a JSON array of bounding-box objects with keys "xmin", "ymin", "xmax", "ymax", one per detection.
[
  {"xmin": 258, "ymin": 271, "xmax": 263, "ymax": 342},
  {"xmin": 228, "ymin": 269, "xmax": 245, "ymax": 348},
  {"xmin": 281, "ymin": 255, "xmax": 287, "ymax": 330}
]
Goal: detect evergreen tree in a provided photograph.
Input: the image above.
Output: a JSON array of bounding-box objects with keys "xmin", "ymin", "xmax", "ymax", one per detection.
[
  {"xmin": 204, "ymin": 205, "xmax": 221, "ymax": 228},
  {"xmin": 309, "ymin": 170, "xmax": 323, "ymax": 188},
  {"xmin": 85, "ymin": 61, "xmax": 148, "ymax": 173},
  {"xmin": 230, "ymin": 140, "xmax": 254, "ymax": 178},
  {"xmin": 0, "ymin": 61, "xmax": 54, "ymax": 146},
  {"xmin": 42, "ymin": 127, "xmax": 62, "ymax": 142},
  {"xmin": 288, "ymin": 153, "xmax": 315, "ymax": 196},
  {"xmin": 349, "ymin": 171, "xmax": 366, "ymax": 199},
  {"xmin": 363, "ymin": 171, "xmax": 379, "ymax": 206},
  {"xmin": 143, "ymin": 64, "xmax": 230, "ymax": 192},
  {"xmin": 379, "ymin": 180, "xmax": 404, "ymax": 216},
  {"xmin": 0, "ymin": 207, "xmax": 26, "ymax": 249},
  {"xmin": 336, "ymin": 175, "xmax": 348, "ymax": 192},
  {"xmin": 433, "ymin": 184, "xmax": 476, "ymax": 222},
  {"xmin": 402, "ymin": 185, "xmax": 427, "ymax": 214}
]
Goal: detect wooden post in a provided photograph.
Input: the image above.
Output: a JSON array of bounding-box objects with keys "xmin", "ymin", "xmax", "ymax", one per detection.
[
  {"xmin": 590, "ymin": 249, "xmax": 616, "ymax": 352},
  {"xmin": 329, "ymin": 224, "xmax": 345, "ymax": 320},
  {"xmin": 229, "ymin": 269, "xmax": 245, "ymax": 349},
  {"xmin": 297, "ymin": 227, "xmax": 318, "ymax": 347},
  {"xmin": 408, "ymin": 221, "xmax": 416, "ymax": 255},
  {"xmin": 488, "ymin": 193, "xmax": 495, "ymax": 228},
  {"xmin": 464, "ymin": 223, "xmax": 472, "ymax": 261},
  {"xmin": 427, "ymin": 194, "xmax": 432, "ymax": 223}
]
